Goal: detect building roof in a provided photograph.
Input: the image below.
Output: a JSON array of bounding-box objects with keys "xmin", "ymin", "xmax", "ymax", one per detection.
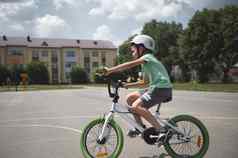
[{"xmin": 0, "ymin": 35, "xmax": 117, "ymax": 49}]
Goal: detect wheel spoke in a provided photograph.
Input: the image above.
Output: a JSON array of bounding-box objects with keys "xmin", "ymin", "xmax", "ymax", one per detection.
[
  {"xmin": 84, "ymin": 122, "xmax": 119, "ymax": 157},
  {"xmin": 167, "ymin": 119, "xmax": 205, "ymax": 156}
]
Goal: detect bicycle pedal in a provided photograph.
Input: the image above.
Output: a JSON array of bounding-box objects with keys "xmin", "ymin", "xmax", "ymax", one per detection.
[
  {"xmin": 127, "ymin": 129, "xmax": 141, "ymax": 138},
  {"xmin": 155, "ymin": 134, "xmax": 166, "ymax": 146}
]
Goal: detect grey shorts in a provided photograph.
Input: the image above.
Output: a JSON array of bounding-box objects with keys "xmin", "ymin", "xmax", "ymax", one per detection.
[{"xmin": 139, "ymin": 87, "xmax": 172, "ymax": 109}]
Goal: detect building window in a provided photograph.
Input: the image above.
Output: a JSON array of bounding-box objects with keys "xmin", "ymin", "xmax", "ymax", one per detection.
[
  {"xmin": 92, "ymin": 62, "xmax": 98, "ymax": 68},
  {"xmin": 65, "ymin": 62, "xmax": 76, "ymax": 68},
  {"xmin": 92, "ymin": 51, "xmax": 98, "ymax": 57},
  {"xmin": 65, "ymin": 72, "xmax": 70, "ymax": 79},
  {"xmin": 84, "ymin": 55, "xmax": 90, "ymax": 73},
  {"xmin": 101, "ymin": 52, "xmax": 106, "ymax": 65},
  {"xmin": 52, "ymin": 63, "xmax": 58, "ymax": 69},
  {"xmin": 52, "ymin": 51, "xmax": 58, "ymax": 63},
  {"xmin": 32, "ymin": 50, "xmax": 39, "ymax": 61},
  {"xmin": 8, "ymin": 47, "xmax": 24, "ymax": 56},
  {"xmin": 66, "ymin": 51, "xmax": 75, "ymax": 57},
  {"xmin": 84, "ymin": 51, "xmax": 90, "ymax": 57},
  {"xmin": 84, "ymin": 57, "xmax": 90, "ymax": 63},
  {"xmin": 41, "ymin": 51, "xmax": 48, "ymax": 57}
]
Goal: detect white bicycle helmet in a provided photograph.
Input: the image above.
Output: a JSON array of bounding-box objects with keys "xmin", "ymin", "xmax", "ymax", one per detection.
[{"xmin": 130, "ymin": 34, "xmax": 155, "ymax": 52}]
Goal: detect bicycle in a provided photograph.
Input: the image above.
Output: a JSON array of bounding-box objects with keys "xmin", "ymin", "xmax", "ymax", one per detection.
[{"xmin": 80, "ymin": 78, "xmax": 209, "ymax": 158}]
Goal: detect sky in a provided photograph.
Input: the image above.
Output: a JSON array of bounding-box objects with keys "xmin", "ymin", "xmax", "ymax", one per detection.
[{"xmin": 0, "ymin": 0, "xmax": 237, "ymax": 46}]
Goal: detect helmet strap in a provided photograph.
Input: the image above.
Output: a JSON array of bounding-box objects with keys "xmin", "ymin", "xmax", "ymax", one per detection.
[{"xmin": 135, "ymin": 44, "xmax": 144, "ymax": 58}]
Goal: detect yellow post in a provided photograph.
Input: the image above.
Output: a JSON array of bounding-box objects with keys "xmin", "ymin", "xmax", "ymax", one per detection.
[{"xmin": 20, "ymin": 73, "xmax": 28, "ymax": 91}]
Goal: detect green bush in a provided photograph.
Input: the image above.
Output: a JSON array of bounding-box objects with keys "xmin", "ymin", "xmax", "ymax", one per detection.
[
  {"xmin": 93, "ymin": 68, "xmax": 107, "ymax": 83},
  {"xmin": 70, "ymin": 65, "xmax": 89, "ymax": 84},
  {"xmin": 26, "ymin": 62, "xmax": 49, "ymax": 84},
  {"xmin": 0, "ymin": 65, "xmax": 11, "ymax": 85},
  {"xmin": 9, "ymin": 65, "xmax": 26, "ymax": 84}
]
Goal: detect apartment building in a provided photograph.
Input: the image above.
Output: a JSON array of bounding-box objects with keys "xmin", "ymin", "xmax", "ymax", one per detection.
[{"xmin": 0, "ymin": 35, "xmax": 117, "ymax": 83}]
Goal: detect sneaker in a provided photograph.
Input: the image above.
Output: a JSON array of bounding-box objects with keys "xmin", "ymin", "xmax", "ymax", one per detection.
[
  {"xmin": 127, "ymin": 129, "xmax": 141, "ymax": 138},
  {"xmin": 127, "ymin": 124, "xmax": 146, "ymax": 138}
]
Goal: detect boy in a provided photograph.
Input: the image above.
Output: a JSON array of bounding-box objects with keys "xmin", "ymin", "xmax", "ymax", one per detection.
[{"xmin": 105, "ymin": 34, "xmax": 172, "ymax": 137}]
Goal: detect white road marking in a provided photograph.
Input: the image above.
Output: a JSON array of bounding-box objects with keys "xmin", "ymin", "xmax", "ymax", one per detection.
[
  {"xmin": 0, "ymin": 124, "xmax": 82, "ymax": 134},
  {"xmin": 0, "ymin": 115, "xmax": 98, "ymax": 123},
  {"xmin": 0, "ymin": 114, "xmax": 238, "ymax": 125},
  {"xmin": 198, "ymin": 116, "xmax": 238, "ymax": 120}
]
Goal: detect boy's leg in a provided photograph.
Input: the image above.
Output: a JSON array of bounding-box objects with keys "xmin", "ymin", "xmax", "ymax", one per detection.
[
  {"xmin": 131, "ymin": 98, "xmax": 161, "ymax": 129},
  {"xmin": 126, "ymin": 92, "xmax": 145, "ymax": 127}
]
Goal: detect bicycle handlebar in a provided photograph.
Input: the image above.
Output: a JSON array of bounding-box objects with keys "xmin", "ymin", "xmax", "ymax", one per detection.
[
  {"xmin": 95, "ymin": 73, "xmax": 124, "ymax": 98},
  {"xmin": 107, "ymin": 79, "xmax": 123, "ymax": 98}
]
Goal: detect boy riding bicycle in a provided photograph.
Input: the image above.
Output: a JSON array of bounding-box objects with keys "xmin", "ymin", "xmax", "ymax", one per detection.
[{"xmin": 104, "ymin": 34, "xmax": 172, "ymax": 137}]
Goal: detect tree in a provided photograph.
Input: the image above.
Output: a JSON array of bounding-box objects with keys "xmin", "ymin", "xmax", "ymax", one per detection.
[
  {"xmin": 70, "ymin": 65, "xmax": 89, "ymax": 84},
  {"xmin": 178, "ymin": 33, "xmax": 191, "ymax": 82},
  {"xmin": 118, "ymin": 36, "xmax": 141, "ymax": 82},
  {"xmin": 218, "ymin": 5, "xmax": 238, "ymax": 82},
  {"xmin": 185, "ymin": 9, "xmax": 223, "ymax": 83},
  {"xmin": 142, "ymin": 20, "xmax": 183, "ymax": 78},
  {"xmin": 179, "ymin": 5, "xmax": 238, "ymax": 83},
  {"xmin": 26, "ymin": 62, "xmax": 49, "ymax": 84}
]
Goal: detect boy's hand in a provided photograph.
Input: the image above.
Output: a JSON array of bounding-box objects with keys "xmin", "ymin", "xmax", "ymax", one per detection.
[
  {"xmin": 102, "ymin": 67, "xmax": 111, "ymax": 76},
  {"xmin": 96, "ymin": 67, "xmax": 110, "ymax": 76},
  {"xmin": 103, "ymin": 67, "xmax": 115, "ymax": 76},
  {"xmin": 122, "ymin": 82, "xmax": 129, "ymax": 89}
]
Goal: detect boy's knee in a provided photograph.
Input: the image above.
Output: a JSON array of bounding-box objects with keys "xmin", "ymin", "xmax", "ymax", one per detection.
[
  {"xmin": 131, "ymin": 100, "xmax": 144, "ymax": 111},
  {"xmin": 126, "ymin": 93, "xmax": 139, "ymax": 106},
  {"xmin": 126, "ymin": 94, "xmax": 132, "ymax": 105},
  {"xmin": 130, "ymin": 106, "xmax": 138, "ymax": 113}
]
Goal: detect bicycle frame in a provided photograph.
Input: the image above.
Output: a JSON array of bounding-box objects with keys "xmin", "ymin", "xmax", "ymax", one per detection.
[
  {"xmin": 98, "ymin": 102, "xmax": 185, "ymax": 142},
  {"xmin": 98, "ymin": 79, "xmax": 185, "ymax": 142}
]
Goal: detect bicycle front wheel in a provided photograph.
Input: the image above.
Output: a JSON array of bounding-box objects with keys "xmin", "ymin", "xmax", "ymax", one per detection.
[
  {"xmin": 80, "ymin": 118, "xmax": 124, "ymax": 158},
  {"xmin": 164, "ymin": 115, "xmax": 209, "ymax": 158}
]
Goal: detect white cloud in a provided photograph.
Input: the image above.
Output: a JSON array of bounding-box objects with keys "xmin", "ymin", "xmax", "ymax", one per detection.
[
  {"xmin": 93, "ymin": 24, "xmax": 122, "ymax": 46},
  {"xmin": 88, "ymin": 0, "xmax": 194, "ymax": 21},
  {"xmin": 114, "ymin": 40, "xmax": 123, "ymax": 47},
  {"xmin": 93, "ymin": 24, "xmax": 114, "ymax": 41},
  {"xmin": 53, "ymin": 0, "xmax": 78, "ymax": 10},
  {"xmin": 0, "ymin": 0, "xmax": 37, "ymax": 21},
  {"xmin": 131, "ymin": 27, "xmax": 142, "ymax": 36},
  {"xmin": 34, "ymin": 14, "xmax": 70, "ymax": 37}
]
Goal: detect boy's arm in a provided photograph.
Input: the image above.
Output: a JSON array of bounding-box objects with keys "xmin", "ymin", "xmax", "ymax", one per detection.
[
  {"xmin": 106, "ymin": 58, "xmax": 145, "ymax": 75},
  {"xmin": 124, "ymin": 79, "xmax": 149, "ymax": 89}
]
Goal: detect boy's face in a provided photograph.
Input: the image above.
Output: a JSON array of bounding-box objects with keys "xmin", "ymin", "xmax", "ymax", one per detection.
[
  {"xmin": 130, "ymin": 45, "xmax": 138, "ymax": 59},
  {"xmin": 130, "ymin": 44, "xmax": 145, "ymax": 59}
]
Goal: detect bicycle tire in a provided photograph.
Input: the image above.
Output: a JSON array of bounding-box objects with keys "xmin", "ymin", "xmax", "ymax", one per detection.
[
  {"xmin": 80, "ymin": 118, "xmax": 124, "ymax": 158},
  {"xmin": 164, "ymin": 115, "xmax": 209, "ymax": 158}
]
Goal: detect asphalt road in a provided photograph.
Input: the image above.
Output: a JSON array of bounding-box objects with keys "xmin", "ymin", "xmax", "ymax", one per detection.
[{"xmin": 0, "ymin": 87, "xmax": 238, "ymax": 158}]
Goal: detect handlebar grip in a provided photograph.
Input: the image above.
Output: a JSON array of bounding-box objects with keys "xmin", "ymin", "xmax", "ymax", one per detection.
[{"xmin": 107, "ymin": 81, "xmax": 115, "ymax": 98}]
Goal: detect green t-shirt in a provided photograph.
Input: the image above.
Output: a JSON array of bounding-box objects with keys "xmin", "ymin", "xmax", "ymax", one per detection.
[{"xmin": 140, "ymin": 53, "xmax": 172, "ymax": 89}]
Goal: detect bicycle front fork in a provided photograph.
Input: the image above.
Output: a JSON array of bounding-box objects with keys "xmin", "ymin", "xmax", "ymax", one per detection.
[{"xmin": 98, "ymin": 112, "xmax": 114, "ymax": 142}]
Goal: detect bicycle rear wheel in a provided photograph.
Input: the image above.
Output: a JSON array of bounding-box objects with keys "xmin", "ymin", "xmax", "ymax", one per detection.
[
  {"xmin": 80, "ymin": 118, "xmax": 124, "ymax": 158},
  {"xmin": 164, "ymin": 115, "xmax": 209, "ymax": 158}
]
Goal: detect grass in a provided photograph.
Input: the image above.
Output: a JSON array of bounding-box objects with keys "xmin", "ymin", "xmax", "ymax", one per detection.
[
  {"xmin": 0, "ymin": 82, "xmax": 238, "ymax": 93},
  {"xmin": 173, "ymin": 82, "xmax": 238, "ymax": 93},
  {"xmin": 0, "ymin": 84, "xmax": 84, "ymax": 92}
]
